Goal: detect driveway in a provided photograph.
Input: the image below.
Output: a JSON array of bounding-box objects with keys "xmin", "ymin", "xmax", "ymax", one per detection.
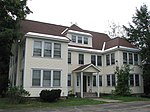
[{"xmin": 0, "ymin": 101, "xmax": 150, "ymax": 112}]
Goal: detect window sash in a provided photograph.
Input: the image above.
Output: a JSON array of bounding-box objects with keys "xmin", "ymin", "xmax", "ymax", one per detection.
[
  {"xmin": 44, "ymin": 42, "xmax": 52, "ymax": 57},
  {"xmin": 43, "ymin": 71, "xmax": 51, "ymax": 86},
  {"xmin": 129, "ymin": 53, "xmax": 133, "ymax": 64},
  {"xmin": 79, "ymin": 54, "xmax": 84, "ymax": 64},
  {"xmin": 68, "ymin": 52, "xmax": 71, "ymax": 64},
  {"xmin": 106, "ymin": 54, "xmax": 110, "ymax": 66},
  {"xmin": 53, "ymin": 71, "xmax": 61, "ymax": 86},
  {"xmin": 99, "ymin": 75, "xmax": 102, "ymax": 86},
  {"xmin": 33, "ymin": 41, "xmax": 42, "ymax": 56},
  {"xmin": 72, "ymin": 35, "xmax": 76, "ymax": 43},
  {"xmin": 112, "ymin": 75, "xmax": 116, "ymax": 86},
  {"xmin": 111, "ymin": 53, "xmax": 115, "ymax": 65},
  {"xmin": 91, "ymin": 55, "xmax": 96, "ymax": 65},
  {"xmin": 134, "ymin": 54, "xmax": 138, "ymax": 65},
  {"xmin": 54, "ymin": 43, "xmax": 61, "ymax": 58},
  {"xmin": 107, "ymin": 75, "xmax": 110, "ymax": 86},
  {"xmin": 93, "ymin": 76, "xmax": 96, "ymax": 86},
  {"xmin": 84, "ymin": 37, "xmax": 88, "ymax": 44},
  {"xmin": 32, "ymin": 70, "xmax": 41, "ymax": 86},
  {"xmin": 97, "ymin": 56, "xmax": 102, "ymax": 66},
  {"xmin": 68, "ymin": 74, "xmax": 71, "ymax": 86},
  {"xmin": 135, "ymin": 74, "xmax": 139, "ymax": 86},
  {"xmin": 123, "ymin": 52, "xmax": 127, "ymax": 64},
  {"xmin": 129, "ymin": 74, "xmax": 134, "ymax": 86},
  {"xmin": 78, "ymin": 36, "xmax": 82, "ymax": 43}
]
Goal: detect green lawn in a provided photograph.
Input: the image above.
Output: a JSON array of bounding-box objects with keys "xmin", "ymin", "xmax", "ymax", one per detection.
[
  {"xmin": 101, "ymin": 95, "xmax": 150, "ymax": 102},
  {"xmin": 0, "ymin": 97, "xmax": 105, "ymax": 109}
]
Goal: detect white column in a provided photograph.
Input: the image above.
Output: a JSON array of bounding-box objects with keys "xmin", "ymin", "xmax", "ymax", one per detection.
[
  {"xmin": 74, "ymin": 73, "xmax": 76, "ymax": 95},
  {"xmin": 97, "ymin": 73, "xmax": 100, "ymax": 97},
  {"xmin": 91, "ymin": 74, "xmax": 93, "ymax": 92},
  {"xmin": 80, "ymin": 72, "xmax": 83, "ymax": 98}
]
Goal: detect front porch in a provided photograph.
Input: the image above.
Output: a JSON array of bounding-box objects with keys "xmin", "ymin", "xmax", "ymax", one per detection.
[{"xmin": 73, "ymin": 64, "xmax": 101, "ymax": 98}]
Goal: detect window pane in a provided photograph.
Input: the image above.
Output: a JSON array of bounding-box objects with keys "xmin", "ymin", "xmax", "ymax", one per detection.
[
  {"xmin": 78, "ymin": 36, "xmax": 82, "ymax": 43},
  {"xmin": 106, "ymin": 54, "xmax": 110, "ymax": 66},
  {"xmin": 129, "ymin": 53, "xmax": 133, "ymax": 64},
  {"xmin": 135, "ymin": 74, "xmax": 139, "ymax": 86},
  {"xmin": 107, "ymin": 75, "xmax": 110, "ymax": 86},
  {"xmin": 32, "ymin": 70, "xmax": 41, "ymax": 86},
  {"xmin": 53, "ymin": 71, "xmax": 61, "ymax": 86},
  {"xmin": 111, "ymin": 53, "xmax": 115, "ymax": 65},
  {"xmin": 130, "ymin": 74, "xmax": 134, "ymax": 86},
  {"xmin": 68, "ymin": 74, "xmax": 71, "ymax": 86},
  {"xmin": 91, "ymin": 55, "xmax": 96, "ymax": 65},
  {"xmin": 43, "ymin": 71, "xmax": 51, "ymax": 86},
  {"xmin": 99, "ymin": 75, "xmax": 102, "ymax": 86},
  {"xmin": 68, "ymin": 52, "xmax": 71, "ymax": 64},
  {"xmin": 79, "ymin": 54, "xmax": 84, "ymax": 64},
  {"xmin": 93, "ymin": 76, "xmax": 96, "ymax": 86},
  {"xmin": 33, "ymin": 41, "xmax": 42, "ymax": 56},
  {"xmin": 54, "ymin": 43, "xmax": 61, "ymax": 58},
  {"xmin": 123, "ymin": 52, "xmax": 127, "ymax": 64},
  {"xmin": 97, "ymin": 56, "xmax": 102, "ymax": 66},
  {"xmin": 84, "ymin": 37, "xmax": 88, "ymax": 44},
  {"xmin": 44, "ymin": 42, "xmax": 52, "ymax": 57},
  {"xmin": 72, "ymin": 35, "xmax": 76, "ymax": 43},
  {"xmin": 112, "ymin": 74, "xmax": 116, "ymax": 86},
  {"xmin": 134, "ymin": 54, "xmax": 138, "ymax": 65}
]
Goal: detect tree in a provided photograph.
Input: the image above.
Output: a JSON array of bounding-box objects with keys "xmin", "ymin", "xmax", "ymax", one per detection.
[
  {"xmin": 0, "ymin": 0, "xmax": 32, "ymax": 95},
  {"xmin": 114, "ymin": 65, "xmax": 131, "ymax": 96},
  {"xmin": 106, "ymin": 21, "xmax": 127, "ymax": 38},
  {"xmin": 124, "ymin": 4, "xmax": 150, "ymax": 94}
]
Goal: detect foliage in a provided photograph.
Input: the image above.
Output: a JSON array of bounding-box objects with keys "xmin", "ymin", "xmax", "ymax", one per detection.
[
  {"xmin": 40, "ymin": 89, "xmax": 61, "ymax": 102},
  {"xmin": 114, "ymin": 65, "xmax": 131, "ymax": 96},
  {"xmin": 7, "ymin": 86, "xmax": 30, "ymax": 104},
  {"xmin": 0, "ymin": 0, "xmax": 31, "ymax": 95},
  {"xmin": 124, "ymin": 4, "xmax": 150, "ymax": 94}
]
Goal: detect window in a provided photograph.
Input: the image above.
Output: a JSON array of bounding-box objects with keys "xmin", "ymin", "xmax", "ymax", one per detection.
[
  {"xmin": 93, "ymin": 76, "xmax": 96, "ymax": 86},
  {"xmin": 129, "ymin": 74, "xmax": 134, "ymax": 86},
  {"xmin": 43, "ymin": 71, "xmax": 51, "ymax": 86},
  {"xmin": 107, "ymin": 74, "xmax": 115, "ymax": 86},
  {"xmin": 77, "ymin": 75, "xmax": 80, "ymax": 86},
  {"xmin": 68, "ymin": 52, "xmax": 71, "ymax": 64},
  {"xmin": 135, "ymin": 74, "xmax": 139, "ymax": 86},
  {"xmin": 112, "ymin": 74, "xmax": 116, "ymax": 86},
  {"xmin": 68, "ymin": 74, "xmax": 71, "ymax": 86},
  {"xmin": 53, "ymin": 71, "xmax": 61, "ymax": 86},
  {"xmin": 107, "ymin": 75, "xmax": 111, "ymax": 86},
  {"xmin": 134, "ymin": 54, "xmax": 138, "ymax": 65},
  {"xmin": 129, "ymin": 53, "xmax": 133, "ymax": 64},
  {"xmin": 91, "ymin": 55, "xmax": 96, "ymax": 65},
  {"xmin": 99, "ymin": 75, "xmax": 102, "ymax": 86},
  {"xmin": 111, "ymin": 53, "xmax": 115, "ymax": 65},
  {"xmin": 44, "ymin": 42, "xmax": 52, "ymax": 57},
  {"xmin": 97, "ymin": 56, "xmax": 102, "ymax": 66},
  {"xmin": 106, "ymin": 54, "xmax": 110, "ymax": 66},
  {"xmin": 88, "ymin": 76, "xmax": 90, "ymax": 86},
  {"xmin": 72, "ymin": 35, "xmax": 76, "ymax": 43},
  {"xmin": 33, "ymin": 41, "xmax": 42, "ymax": 56},
  {"xmin": 78, "ymin": 36, "xmax": 82, "ymax": 43},
  {"xmin": 32, "ymin": 70, "xmax": 41, "ymax": 86},
  {"xmin": 84, "ymin": 37, "xmax": 88, "ymax": 44},
  {"xmin": 54, "ymin": 43, "xmax": 61, "ymax": 58},
  {"xmin": 79, "ymin": 54, "xmax": 84, "ymax": 64},
  {"xmin": 123, "ymin": 52, "xmax": 127, "ymax": 64}
]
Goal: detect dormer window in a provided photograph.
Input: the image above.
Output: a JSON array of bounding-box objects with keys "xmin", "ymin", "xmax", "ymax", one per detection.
[
  {"xmin": 84, "ymin": 37, "xmax": 88, "ymax": 44},
  {"xmin": 71, "ymin": 34, "xmax": 89, "ymax": 45},
  {"xmin": 72, "ymin": 35, "xmax": 76, "ymax": 43},
  {"xmin": 78, "ymin": 36, "xmax": 82, "ymax": 43}
]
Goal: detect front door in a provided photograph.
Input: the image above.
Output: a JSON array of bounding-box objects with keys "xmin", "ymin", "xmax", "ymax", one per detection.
[{"xmin": 83, "ymin": 76, "xmax": 87, "ymax": 92}]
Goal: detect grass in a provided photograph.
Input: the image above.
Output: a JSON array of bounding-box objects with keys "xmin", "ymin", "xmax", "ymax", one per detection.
[
  {"xmin": 0, "ymin": 97, "xmax": 105, "ymax": 109},
  {"xmin": 101, "ymin": 95, "xmax": 150, "ymax": 102}
]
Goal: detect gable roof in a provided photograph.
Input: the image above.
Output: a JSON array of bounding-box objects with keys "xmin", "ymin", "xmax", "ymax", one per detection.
[
  {"xmin": 20, "ymin": 20, "xmax": 137, "ymax": 50},
  {"xmin": 73, "ymin": 63, "xmax": 100, "ymax": 72}
]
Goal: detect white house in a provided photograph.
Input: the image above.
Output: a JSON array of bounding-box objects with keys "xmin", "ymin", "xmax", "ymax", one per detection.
[{"xmin": 9, "ymin": 20, "xmax": 143, "ymax": 98}]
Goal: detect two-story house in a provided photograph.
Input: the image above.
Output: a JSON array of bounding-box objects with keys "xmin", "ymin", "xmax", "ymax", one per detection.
[{"xmin": 9, "ymin": 20, "xmax": 143, "ymax": 98}]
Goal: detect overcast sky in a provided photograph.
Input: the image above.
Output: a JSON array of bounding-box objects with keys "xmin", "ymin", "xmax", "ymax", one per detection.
[{"xmin": 27, "ymin": 0, "xmax": 150, "ymax": 33}]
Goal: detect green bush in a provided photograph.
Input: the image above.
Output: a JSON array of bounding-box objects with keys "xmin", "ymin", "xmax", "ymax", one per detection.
[
  {"xmin": 40, "ymin": 89, "xmax": 61, "ymax": 102},
  {"xmin": 7, "ymin": 86, "xmax": 30, "ymax": 104}
]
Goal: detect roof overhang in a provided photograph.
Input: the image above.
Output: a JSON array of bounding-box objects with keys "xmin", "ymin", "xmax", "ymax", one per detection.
[
  {"xmin": 24, "ymin": 32, "xmax": 70, "ymax": 43},
  {"xmin": 73, "ymin": 64, "xmax": 101, "ymax": 73}
]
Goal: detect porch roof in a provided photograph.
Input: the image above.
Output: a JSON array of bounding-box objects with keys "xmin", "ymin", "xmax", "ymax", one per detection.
[{"xmin": 73, "ymin": 63, "xmax": 101, "ymax": 73}]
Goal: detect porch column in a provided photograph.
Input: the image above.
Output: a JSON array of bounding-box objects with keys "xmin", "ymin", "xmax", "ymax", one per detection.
[
  {"xmin": 80, "ymin": 72, "xmax": 83, "ymax": 98},
  {"xmin": 74, "ymin": 72, "xmax": 76, "ymax": 95},
  {"xmin": 91, "ymin": 75, "xmax": 93, "ymax": 92},
  {"xmin": 97, "ymin": 73, "xmax": 100, "ymax": 97}
]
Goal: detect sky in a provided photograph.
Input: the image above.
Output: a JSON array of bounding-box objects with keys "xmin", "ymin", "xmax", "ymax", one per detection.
[{"xmin": 27, "ymin": 0, "xmax": 150, "ymax": 33}]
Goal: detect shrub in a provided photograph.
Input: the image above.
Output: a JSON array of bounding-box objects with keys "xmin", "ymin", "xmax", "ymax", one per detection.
[
  {"xmin": 7, "ymin": 86, "xmax": 30, "ymax": 104},
  {"xmin": 40, "ymin": 89, "xmax": 61, "ymax": 102}
]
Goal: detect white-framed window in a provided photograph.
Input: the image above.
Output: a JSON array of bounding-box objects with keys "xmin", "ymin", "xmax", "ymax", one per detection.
[
  {"xmin": 99, "ymin": 75, "xmax": 102, "ymax": 86},
  {"xmin": 123, "ymin": 52, "xmax": 138, "ymax": 65},
  {"xmin": 91, "ymin": 55, "xmax": 102, "ymax": 66},
  {"xmin": 32, "ymin": 69, "xmax": 61, "ymax": 87},
  {"xmin": 106, "ymin": 54, "xmax": 110, "ymax": 66},
  {"xmin": 134, "ymin": 54, "xmax": 138, "ymax": 65},
  {"xmin": 84, "ymin": 37, "xmax": 88, "ymax": 44},
  {"xmin": 123, "ymin": 52, "xmax": 127, "ymax": 64},
  {"xmin": 71, "ymin": 34, "xmax": 89, "ymax": 45},
  {"xmin": 129, "ymin": 53, "xmax": 133, "ymax": 64},
  {"xmin": 71, "ymin": 35, "xmax": 76, "ymax": 43},
  {"xmin": 97, "ymin": 56, "xmax": 102, "ymax": 66},
  {"xmin": 79, "ymin": 54, "xmax": 84, "ymax": 64},
  {"xmin": 93, "ymin": 75, "xmax": 97, "ymax": 86},
  {"xmin": 129, "ymin": 74, "xmax": 140, "ymax": 86},
  {"xmin": 91, "ymin": 55, "xmax": 96, "ymax": 65},
  {"xmin": 68, "ymin": 74, "xmax": 71, "ymax": 86},
  {"xmin": 111, "ymin": 53, "xmax": 115, "ymax": 65},
  {"xmin": 68, "ymin": 52, "xmax": 71, "ymax": 64},
  {"xmin": 78, "ymin": 36, "xmax": 82, "ymax": 44},
  {"xmin": 33, "ymin": 40, "xmax": 61, "ymax": 58},
  {"xmin": 33, "ymin": 41, "xmax": 42, "ymax": 56},
  {"xmin": 107, "ymin": 74, "xmax": 116, "ymax": 86}
]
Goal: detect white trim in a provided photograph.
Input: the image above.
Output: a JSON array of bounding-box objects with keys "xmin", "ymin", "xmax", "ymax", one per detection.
[
  {"xmin": 68, "ymin": 30, "xmax": 92, "ymax": 36},
  {"xmin": 25, "ymin": 32, "xmax": 70, "ymax": 43},
  {"xmin": 119, "ymin": 46, "xmax": 140, "ymax": 52},
  {"xmin": 102, "ymin": 42, "xmax": 106, "ymax": 52},
  {"xmin": 61, "ymin": 28, "xmax": 68, "ymax": 34}
]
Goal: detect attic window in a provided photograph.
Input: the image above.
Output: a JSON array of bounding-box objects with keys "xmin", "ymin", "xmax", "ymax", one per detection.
[
  {"xmin": 84, "ymin": 37, "xmax": 88, "ymax": 44},
  {"xmin": 72, "ymin": 35, "xmax": 76, "ymax": 43}
]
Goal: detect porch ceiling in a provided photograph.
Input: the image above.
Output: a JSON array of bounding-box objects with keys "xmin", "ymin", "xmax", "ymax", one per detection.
[{"xmin": 73, "ymin": 63, "xmax": 100, "ymax": 73}]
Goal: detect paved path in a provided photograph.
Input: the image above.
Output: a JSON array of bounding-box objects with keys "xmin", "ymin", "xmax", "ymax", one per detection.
[{"xmin": 0, "ymin": 101, "xmax": 150, "ymax": 112}]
